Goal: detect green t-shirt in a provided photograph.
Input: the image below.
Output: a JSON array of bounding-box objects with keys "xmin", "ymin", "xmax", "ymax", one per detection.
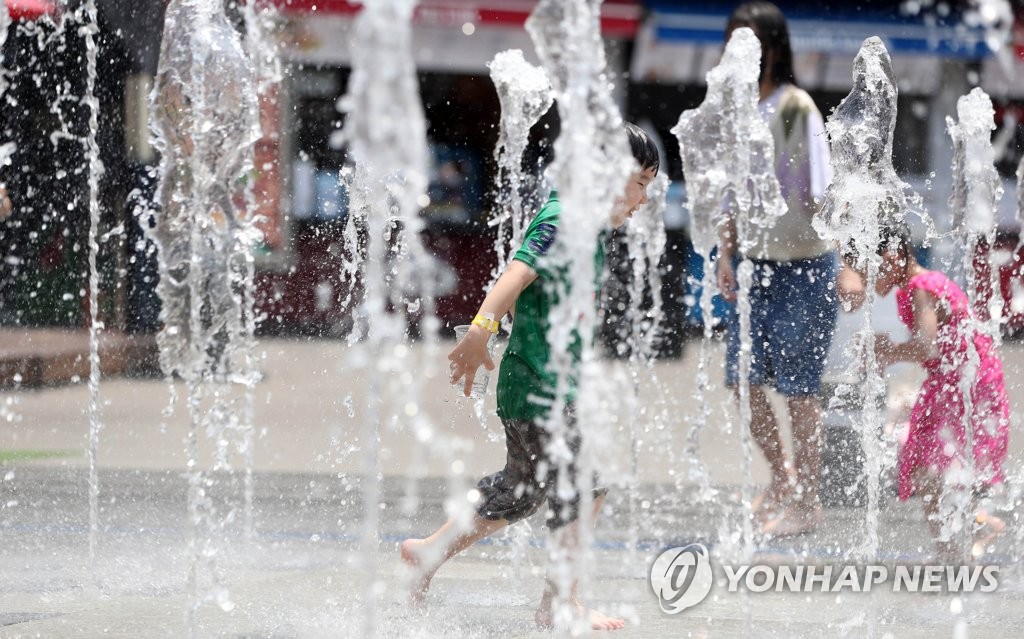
[{"xmin": 495, "ymin": 192, "xmax": 603, "ymax": 421}]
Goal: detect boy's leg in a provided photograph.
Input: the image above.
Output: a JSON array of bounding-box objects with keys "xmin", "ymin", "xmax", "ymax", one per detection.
[
  {"xmin": 403, "ymin": 417, "xmax": 546, "ymax": 604},
  {"xmin": 534, "ymin": 495, "xmax": 624, "ymax": 631},
  {"xmin": 402, "ymin": 515, "xmax": 509, "ymax": 604},
  {"xmin": 533, "ymin": 408, "xmax": 624, "ymax": 631}
]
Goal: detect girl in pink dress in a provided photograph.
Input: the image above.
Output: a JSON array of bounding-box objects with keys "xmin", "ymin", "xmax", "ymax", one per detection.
[{"xmin": 864, "ymin": 224, "xmax": 1010, "ymax": 559}]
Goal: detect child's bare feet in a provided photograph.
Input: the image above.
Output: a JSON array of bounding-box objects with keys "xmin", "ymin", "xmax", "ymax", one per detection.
[
  {"xmin": 534, "ymin": 598, "xmax": 625, "ymax": 631},
  {"xmin": 401, "ymin": 538, "xmax": 435, "ymax": 606},
  {"xmin": 971, "ymin": 511, "xmax": 1005, "ymax": 559}
]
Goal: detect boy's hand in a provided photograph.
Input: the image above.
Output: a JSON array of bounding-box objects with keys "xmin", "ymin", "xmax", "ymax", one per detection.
[{"xmin": 448, "ymin": 324, "xmax": 495, "ymax": 398}]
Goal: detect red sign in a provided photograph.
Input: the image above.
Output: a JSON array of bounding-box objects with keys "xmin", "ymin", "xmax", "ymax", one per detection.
[
  {"xmin": 6, "ymin": 0, "xmax": 58, "ymax": 21},
  {"xmin": 267, "ymin": 0, "xmax": 640, "ymax": 38}
]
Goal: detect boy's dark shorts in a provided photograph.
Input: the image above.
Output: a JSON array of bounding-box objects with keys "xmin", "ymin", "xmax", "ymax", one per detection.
[{"xmin": 475, "ymin": 406, "xmax": 607, "ymax": 530}]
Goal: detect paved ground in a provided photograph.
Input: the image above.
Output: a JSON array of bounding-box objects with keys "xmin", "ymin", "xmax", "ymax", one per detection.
[{"xmin": 2, "ymin": 328, "xmax": 1024, "ymax": 637}]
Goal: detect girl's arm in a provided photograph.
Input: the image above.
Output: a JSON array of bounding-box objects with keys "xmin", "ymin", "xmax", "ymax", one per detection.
[
  {"xmin": 876, "ymin": 288, "xmax": 940, "ymax": 367},
  {"xmin": 449, "ymin": 259, "xmax": 538, "ymax": 397}
]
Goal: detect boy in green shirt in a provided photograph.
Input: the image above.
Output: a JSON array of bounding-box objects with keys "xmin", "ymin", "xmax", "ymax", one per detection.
[{"xmin": 402, "ymin": 123, "xmax": 659, "ymax": 631}]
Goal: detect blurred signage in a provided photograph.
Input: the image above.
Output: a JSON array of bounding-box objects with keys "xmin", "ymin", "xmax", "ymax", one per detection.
[
  {"xmin": 632, "ymin": 7, "xmax": 995, "ymax": 95},
  {"xmin": 269, "ymin": 0, "xmax": 640, "ymax": 36}
]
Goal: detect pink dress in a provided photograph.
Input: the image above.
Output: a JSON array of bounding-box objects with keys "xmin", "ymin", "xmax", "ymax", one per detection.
[{"xmin": 895, "ymin": 270, "xmax": 1010, "ymax": 500}]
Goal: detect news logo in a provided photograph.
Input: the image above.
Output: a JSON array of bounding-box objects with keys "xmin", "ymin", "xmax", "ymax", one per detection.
[{"xmin": 649, "ymin": 543, "xmax": 714, "ymax": 614}]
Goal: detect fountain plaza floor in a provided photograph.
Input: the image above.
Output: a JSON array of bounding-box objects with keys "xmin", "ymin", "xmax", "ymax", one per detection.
[{"xmin": 2, "ymin": 333, "xmax": 1024, "ymax": 637}]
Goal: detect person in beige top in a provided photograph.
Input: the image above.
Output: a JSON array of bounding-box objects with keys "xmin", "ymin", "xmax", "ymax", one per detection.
[{"xmin": 717, "ymin": 2, "xmax": 859, "ymax": 536}]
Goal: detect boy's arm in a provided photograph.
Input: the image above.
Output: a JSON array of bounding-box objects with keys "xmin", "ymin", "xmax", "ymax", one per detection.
[{"xmin": 449, "ymin": 259, "xmax": 538, "ymax": 397}]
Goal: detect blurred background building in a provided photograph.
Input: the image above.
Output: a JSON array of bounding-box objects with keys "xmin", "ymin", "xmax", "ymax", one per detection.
[{"xmin": 1, "ymin": 0, "xmax": 1022, "ymax": 348}]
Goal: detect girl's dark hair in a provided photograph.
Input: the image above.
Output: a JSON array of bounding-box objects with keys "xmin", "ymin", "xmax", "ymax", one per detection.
[
  {"xmin": 726, "ymin": 2, "xmax": 797, "ymax": 87},
  {"xmin": 625, "ymin": 122, "xmax": 660, "ymax": 174},
  {"xmin": 841, "ymin": 221, "xmax": 912, "ymax": 266},
  {"xmin": 878, "ymin": 221, "xmax": 912, "ymax": 257}
]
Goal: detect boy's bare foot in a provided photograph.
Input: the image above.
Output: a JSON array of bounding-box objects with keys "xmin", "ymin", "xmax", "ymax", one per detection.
[
  {"xmin": 972, "ymin": 511, "xmax": 1005, "ymax": 559},
  {"xmin": 761, "ymin": 503, "xmax": 823, "ymax": 537},
  {"xmin": 535, "ymin": 598, "xmax": 625, "ymax": 631},
  {"xmin": 401, "ymin": 538, "xmax": 435, "ymax": 605}
]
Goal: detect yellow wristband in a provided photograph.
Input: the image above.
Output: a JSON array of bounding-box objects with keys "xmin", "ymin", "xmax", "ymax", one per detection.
[{"xmin": 472, "ymin": 314, "xmax": 500, "ymax": 334}]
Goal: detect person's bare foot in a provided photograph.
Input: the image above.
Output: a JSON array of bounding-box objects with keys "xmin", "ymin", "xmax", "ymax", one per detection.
[
  {"xmin": 751, "ymin": 474, "xmax": 796, "ymax": 523},
  {"xmin": 761, "ymin": 502, "xmax": 823, "ymax": 537},
  {"xmin": 401, "ymin": 538, "xmax": 435, "ymax": 606},
  {"xmin": 535, "ymin": 598, "xmax": 625, "ymax": 631},
  {"xmin": 971, "ymin": 511, "xmax": 1005, "ymax": 559}
]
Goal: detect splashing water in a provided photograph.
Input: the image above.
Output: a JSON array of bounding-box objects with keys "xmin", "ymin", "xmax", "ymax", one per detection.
[
  {"xmin": 0, "ymin": 2, "xmax": 13, "ymax": 201},
  {"xmin": 1018, "ymin": 156, "xmax": 1024, "ymax": 228},
  {"xmin": 80, "ymin": 0, "xmax": 105, "ymax": 580},
  {"xmin": 0, "ymin": 2, "xmax": 12, "ymax": 189},
  {"xmin": 618, "ymin": 171, "xmax": 670, "ymax": 577},
  {"xmin": 149, "ymin": 0, "xmax": 263, "ymax": 632},
  {"xmin": 945, "ymin": 86, "xmax": 1004, "ymax": 563},
  {"xmin": 672, "ymin": 27, "xmax": 786, "ymax": 562},
  {"xmin": 242, "ymin": 0, "xmax": 283, "ymax": 94},
  {"xmin": 814, "ymin": 36, "xmax": 931, "ymax": 562},
  {"xmin": 486, "ymin": 49, "xmax": 553, "ymax": 287},
  {"xmin": 335, "ymin": 0, "xmax": 433, "ymax": 634},
  {"xmin": 948, "ymin": 87, "xmax": 1004, "ymax": 339},
  {"xmin": 524, "ymin": 0, "xmax": 635, "ymax": 629}
]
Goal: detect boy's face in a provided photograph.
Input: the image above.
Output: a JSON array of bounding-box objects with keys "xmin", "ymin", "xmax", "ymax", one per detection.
[{"xmin": 610, "ymin": 167, "xmax": 657, "ymax": 228}]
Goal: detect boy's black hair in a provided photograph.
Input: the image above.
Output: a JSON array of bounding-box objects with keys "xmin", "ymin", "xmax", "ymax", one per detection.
[
  {"xmin": 726, "ymin": 2, "xmax": 797, "ymax": 87},
  {"xmin": 625, "ymin": 122, "xmax": 660, "ymax": 174}
]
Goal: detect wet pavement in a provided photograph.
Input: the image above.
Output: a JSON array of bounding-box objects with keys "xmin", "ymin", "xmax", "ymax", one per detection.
[{"xmin": 2, "ymin": 334, "xmax": 1024, "ymax": 637}]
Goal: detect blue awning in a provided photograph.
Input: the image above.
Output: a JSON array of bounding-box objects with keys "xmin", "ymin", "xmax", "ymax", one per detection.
[
  {"xmin": 631, "ymin": 4, "xmax": 999, "ymax": 94},
  {"xmin": 647, "ymin": 8, "xmax": 990, "ymax": 59}
]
